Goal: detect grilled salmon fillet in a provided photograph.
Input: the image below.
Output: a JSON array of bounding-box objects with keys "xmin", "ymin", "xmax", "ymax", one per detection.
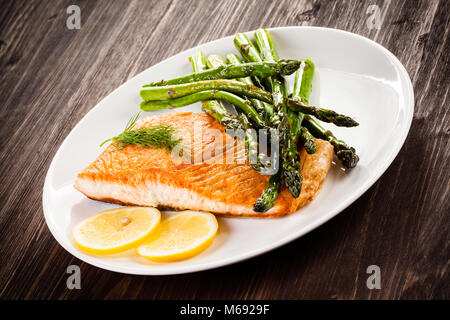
[{"xmin": 74, "ymin": 112, "xmax": 333, "ymax": 217}]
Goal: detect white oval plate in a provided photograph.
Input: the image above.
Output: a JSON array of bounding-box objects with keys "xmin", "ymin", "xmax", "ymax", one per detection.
[{"xmin": 43, "ymin": 27, "xmax": 413, "ymax": 275}]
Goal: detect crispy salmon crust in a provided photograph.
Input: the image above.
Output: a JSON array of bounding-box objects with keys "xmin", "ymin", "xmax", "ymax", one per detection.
[{"xmin": 74, "ymin": 112, "xmax": 333, "ymax": 217}]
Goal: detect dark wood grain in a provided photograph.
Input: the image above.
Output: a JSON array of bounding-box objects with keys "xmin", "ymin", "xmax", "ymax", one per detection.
[{"xmin": 0, "ymin": 0, "xmax": 448, "ymax": 300}]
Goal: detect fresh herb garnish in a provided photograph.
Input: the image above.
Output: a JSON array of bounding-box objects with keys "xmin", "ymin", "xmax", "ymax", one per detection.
[{"xmin": 100, "ymin": 113, "xmax": 182, "ymax": 151}]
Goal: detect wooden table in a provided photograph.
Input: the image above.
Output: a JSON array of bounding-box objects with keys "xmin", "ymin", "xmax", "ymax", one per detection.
[{"xmin": 0, "ymin": 0, "xmax": 448, "ymax": 300}]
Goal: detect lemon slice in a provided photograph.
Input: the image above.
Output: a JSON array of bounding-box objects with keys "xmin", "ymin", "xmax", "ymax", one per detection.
[
  {"xmin": 136, "ymin": 211, "xmax": 218, "ymax": 262},
  {"xmin": 73, "ymin": 207, "xmax": 160, "ymax": 254}
]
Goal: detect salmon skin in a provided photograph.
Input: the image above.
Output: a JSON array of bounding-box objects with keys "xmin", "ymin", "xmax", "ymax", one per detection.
[{"xmin": 74, "ymin": 112, "xmax": 333, "ymax": 217}]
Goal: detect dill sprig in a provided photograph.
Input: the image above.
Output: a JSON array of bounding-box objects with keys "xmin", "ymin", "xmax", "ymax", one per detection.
[{"xmin": 100, "ymin": 112, "xmax": 182, "ymax": 151}]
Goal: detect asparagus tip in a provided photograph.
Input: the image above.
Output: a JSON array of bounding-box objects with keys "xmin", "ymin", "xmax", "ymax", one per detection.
[
  {"xmin": 283, "ymin": 170, "xmax": 302, "ymax": 199},
  {"xmin": 253, "ymin": 197, "xmax": 272, "ymax": 213},
  {"xmin": 304, "ymin": 139, "xmax": 317, "ymax": 154},
  {"xmin": 337, "ymin": 149, "xmax": 360, "ymax": 168}
]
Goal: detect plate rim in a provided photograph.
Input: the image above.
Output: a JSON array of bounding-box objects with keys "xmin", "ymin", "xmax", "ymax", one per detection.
[{"xmin": 42, "ymin": 26, "xmax": 414, "ymax": 275}]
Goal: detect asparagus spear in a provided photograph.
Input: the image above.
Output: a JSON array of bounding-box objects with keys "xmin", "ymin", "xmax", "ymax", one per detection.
[
  {"xmin": 254, "ymin": 29, "xmax": 286, "ymax": 128},
  {"xmin": 253, "ymin": 170, "xmax": 282, "ymax": 213},
  {"xmin": 225, "ymin": 53, "xmax": 274, "ymax": 121},
  {"xmin": 207, "ymin": 54, "xmax": 267, "ymax": 123},
  {"xmin": 233, "ymin": 33, "xmax": 271, "ymax": 91},
  {"xmin": 303, "ymin": 115, "xmax": 359, "ymax": 168},
  {"xmin": 189, "ymin": 51, "xmax": 207, "ymax": 72},
  {"xmin": 291, "ymin": 57, "xmax": 359, "ymax": 168},
  {"xmin": 224, "ymin": 54, "xmax": 255, "ymax": 84},
  {"xmin": 299, "ymin": 123, "xmax": 317, "ymax": 154},
  {"xmin": 140, "ymin": 79, "xmax": 271, "ymax": 102},
  {"xmin": 254, "ymin": 28, "xmax": 280, "ymax": 63},
  {"xmin": 207, "ymin": 53, "xmax": 274, "ymax": 172},
  {"xmin": 292, "ymin": 59, "xmax": 316, "ymax": 154},
  {"xmin": 282, "ymin": 111, "xmax": 304, "ymax": 197},
  {"xmin": 202, "ymin": 100, "xmax": 243, "ymax": 130},
  {"xmin": 206, "ymin": 54, "xmax": 265, "ymax": 118},
  {"xmin": 293, "ymin": 59, "xmax": 314, "ymax": 101},
  {"xmin": 143, "ymin": 60, "xmax": 301, "ymax": 87},
  {"xmin": 239, "ymin": 113, "xmax": 272, "ymax": 171},
  {"xmin": 141, "ymin": 90, "xmax": 267, "ymax": 128},
  {"xmin": 287, "ymin": 99, "xmax": 359, "ymax": 127},
  {"xmin": 190, "ymin": 52, "xmax": 242, "ymax": 130},
  {"xmin": 233, "ymin": 33, "xmax": 263, "ymax": 63},
  {"xmin": 234, "ymin": 30, "xmax": 289, "ymax": 209},
  {"xmin": 202, "ymin": 54, "xmax": 270, "ymax": 171},
  {"xmin": 143, "ymin": 54, "xmax": 270, "ymax": 131},
  {"xmin": 231, "ymin": 34, "xmax": 279, "ymax": 140},
  {"xmin": 255, "ymin": 28, "xmax": 303, "ymax": 198},
  {"xmin": 205, "ymin": 54, "xmax": 226, "ymax": 70},
  {"xmin": 140, "ymin": 80, "xmax": 358, "ymax": 127}
]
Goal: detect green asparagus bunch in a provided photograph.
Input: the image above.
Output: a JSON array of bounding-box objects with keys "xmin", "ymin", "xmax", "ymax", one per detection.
[
  {"xmin": 255, "ymin": 28, "xmax": 303, "ymax": 199},
  {"xmin": 234, "ymin": 32, "xmax": 279, "ymax": 126},
  {"xmin": 205, "ymin": 54, "xmax": 272, "ymax": 171},
  {"xmin": 190, "ymin": 52, "xmax": 271, "ymax": 172},
  {"xmin": 190, "ymin": 52, "xmax": 242, "ymax": 131},
  {"xmin": 293, "ymin": 59, "xmax": 316, "ymax": 154},
  {"xmin": 205, "ymin": 54, "xmax": 267, "ymax": 115},
  {"xmin": 139, "ymin": 29, "xmax": 360, "ymax": 213},
  {"xmin": 225, "ymin": 53, "xmax": 274, "ymax": 121}
]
